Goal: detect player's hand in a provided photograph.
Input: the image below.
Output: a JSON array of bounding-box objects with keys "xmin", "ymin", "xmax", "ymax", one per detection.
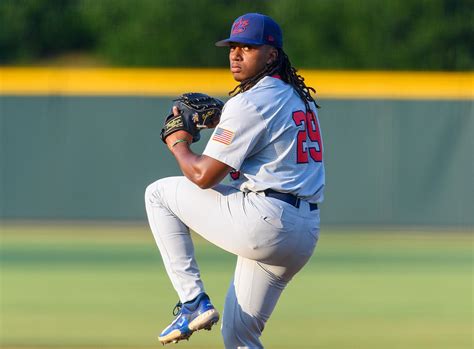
[
  {"xmin": 165, "ymin": 106, "xmax": 193, "ymax": 150},
  {"xmin": 161, "ymin": 93, "xmax": 224, "ymax": 144}
]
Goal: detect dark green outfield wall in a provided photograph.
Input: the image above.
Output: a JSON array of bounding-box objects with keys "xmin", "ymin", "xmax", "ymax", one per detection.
[{"xmin": 1, "ymin": 96, "xmax": 473, "ymax": 226}]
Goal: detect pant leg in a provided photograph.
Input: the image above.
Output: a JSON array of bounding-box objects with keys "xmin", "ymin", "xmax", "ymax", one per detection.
[
  {"xmin": 220, "ymin": 257, "xmax": 284, "ymax": 348},
  {"xmin": 145, "ymin": 179, "xmax": 204, "ymax": 302},
  {"xmin": 145, "ymin": 176, "xmax": 306, "ymax": 302},
  {"xmin": 221, "ymin": 226, "xmax": 319, "ymax": 348}
]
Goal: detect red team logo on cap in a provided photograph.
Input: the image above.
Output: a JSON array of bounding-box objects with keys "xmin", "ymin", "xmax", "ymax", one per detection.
[{"xmin": 232, "ymin": 18, "xmax": 249, "ymax": 34}]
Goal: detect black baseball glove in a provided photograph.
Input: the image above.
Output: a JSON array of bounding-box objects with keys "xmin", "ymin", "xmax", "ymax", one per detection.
[{"xmin": 160, "ymin": 92, "xmax": 224, "ymax": 143}]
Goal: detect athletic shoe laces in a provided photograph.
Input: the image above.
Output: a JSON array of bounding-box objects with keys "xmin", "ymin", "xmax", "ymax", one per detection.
[{"xmin": 172, "ymin": 301, "xmax": 183, "ymax": 316}]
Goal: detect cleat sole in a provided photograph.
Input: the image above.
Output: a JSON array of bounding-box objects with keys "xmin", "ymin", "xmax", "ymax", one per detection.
[
  {"xmin": 158, "ymin": 329, "xmax": 192, "ymax": 345},
  {"xmin": 158, "ymin": 309, "xmax": 219, "ymax": 345},
  {"xmin": 189, "ymin": 308, "xmax": 220, "ymax": 331}
]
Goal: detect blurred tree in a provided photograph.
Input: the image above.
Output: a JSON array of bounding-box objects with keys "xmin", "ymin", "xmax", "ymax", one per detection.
[
  {"xmin": 0, "ymin": 0, "xmax": 472, "ymax": 70},
  {"xmin": 0, "ymin": 0, "xmax": 94, "ymax": 63},
  {"xmin": 78, "ymin": 0, "xmax": 269, "ymax": 66}
]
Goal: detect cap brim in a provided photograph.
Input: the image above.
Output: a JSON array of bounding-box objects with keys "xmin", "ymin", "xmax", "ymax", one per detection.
[
  {"xmin": 215, "ymin": 38, "xmax": 265, "ymax": 47},
  {"xmin": 215, "ymin": 39, "xmax": 232, "ymax": 47}
]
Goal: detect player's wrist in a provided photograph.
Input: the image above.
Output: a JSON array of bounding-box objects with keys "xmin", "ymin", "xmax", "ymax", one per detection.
[
  {"xmin": 167, "ymin": 136, "xmax": 192, "ymax": 152},
  {"xmin": 165, "ymin": 131, "xmax": 193, "ymax": 149},
  {"xmin": 170, "ymin": 139, "xmax": 190, "ymax": 148}
]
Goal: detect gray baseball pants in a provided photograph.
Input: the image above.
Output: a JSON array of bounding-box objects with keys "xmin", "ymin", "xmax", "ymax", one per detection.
[{"xmin": 145, "ymin": 176, "xmax": 319, "ymax": 348}]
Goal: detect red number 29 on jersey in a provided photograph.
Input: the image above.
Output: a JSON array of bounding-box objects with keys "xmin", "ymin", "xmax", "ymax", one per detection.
[{"xmin": 292, "ymin": 110, "xmax": 323, "ymax": 163}]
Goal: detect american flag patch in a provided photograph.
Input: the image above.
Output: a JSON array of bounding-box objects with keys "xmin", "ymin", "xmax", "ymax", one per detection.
[{"xmin": 212, "ymin": 127, "xmax": 234, "ymax": 145}]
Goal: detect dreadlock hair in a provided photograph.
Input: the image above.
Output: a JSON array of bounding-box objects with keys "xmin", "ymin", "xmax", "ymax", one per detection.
[{"xmin": 229, "ymin": 48, "xmax": 320, "ymax": 111}]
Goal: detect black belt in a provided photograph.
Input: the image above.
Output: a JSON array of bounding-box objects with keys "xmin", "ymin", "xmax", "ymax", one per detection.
[{"xmin": 264, "ymin": 189, "xmax": 319, "ymax": 211}]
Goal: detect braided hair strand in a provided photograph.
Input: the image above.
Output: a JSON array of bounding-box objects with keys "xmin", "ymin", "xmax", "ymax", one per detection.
[{"xmin": 229, "ymin": 48, "xmax": 319, "ymax": 111}]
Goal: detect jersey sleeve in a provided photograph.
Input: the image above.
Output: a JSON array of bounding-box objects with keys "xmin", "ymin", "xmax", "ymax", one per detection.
[{"xmin": 203, "ymin": 95, "xmax": 266, "ymax": 170}]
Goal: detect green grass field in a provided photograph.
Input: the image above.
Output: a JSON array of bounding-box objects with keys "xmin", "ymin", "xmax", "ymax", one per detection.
[{"xmin": 0, "ymin": 224, "xmax": 472, "ymax": 349}]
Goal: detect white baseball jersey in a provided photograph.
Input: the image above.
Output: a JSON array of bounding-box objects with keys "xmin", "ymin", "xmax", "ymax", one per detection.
[{"xmin": 203, "ymin": 76, "xmax": 325, "ymax": 203}]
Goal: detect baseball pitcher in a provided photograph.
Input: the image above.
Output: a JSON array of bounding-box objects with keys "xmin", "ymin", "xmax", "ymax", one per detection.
[{"xmin": 145, "ymin": 12, "xmax": 325, "ymax": 348}]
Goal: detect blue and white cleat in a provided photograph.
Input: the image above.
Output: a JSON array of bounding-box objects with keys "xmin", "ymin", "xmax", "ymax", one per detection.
[{"xmin": 158, "ymin": 293, "xmax": 219, "ymax": 345}]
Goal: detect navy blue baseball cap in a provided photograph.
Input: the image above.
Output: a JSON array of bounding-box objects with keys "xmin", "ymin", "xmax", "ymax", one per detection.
[{"xmin": 215, "ymin": 13, "xmax": 283, "ymax": 48}]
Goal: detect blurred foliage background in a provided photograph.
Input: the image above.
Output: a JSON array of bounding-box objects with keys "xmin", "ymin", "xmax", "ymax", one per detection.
[{"xmin": 0, "ymin": 0, "xmax": 472, "ymax": 69}]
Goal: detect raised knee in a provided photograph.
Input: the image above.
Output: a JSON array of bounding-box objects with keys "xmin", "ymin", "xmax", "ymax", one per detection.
[
  {"xmin": 145, "ymin": 177, "xmax": 184, "ymax": 207},
  {"xmin": 144, "ymin": 179, "xmax": 164, "ymax": 206}
]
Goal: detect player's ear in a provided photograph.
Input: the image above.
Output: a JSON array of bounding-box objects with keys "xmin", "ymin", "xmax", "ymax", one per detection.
[{"xmin": 266, "ymin": 47, "xmax": 278, "ymax": 65}]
